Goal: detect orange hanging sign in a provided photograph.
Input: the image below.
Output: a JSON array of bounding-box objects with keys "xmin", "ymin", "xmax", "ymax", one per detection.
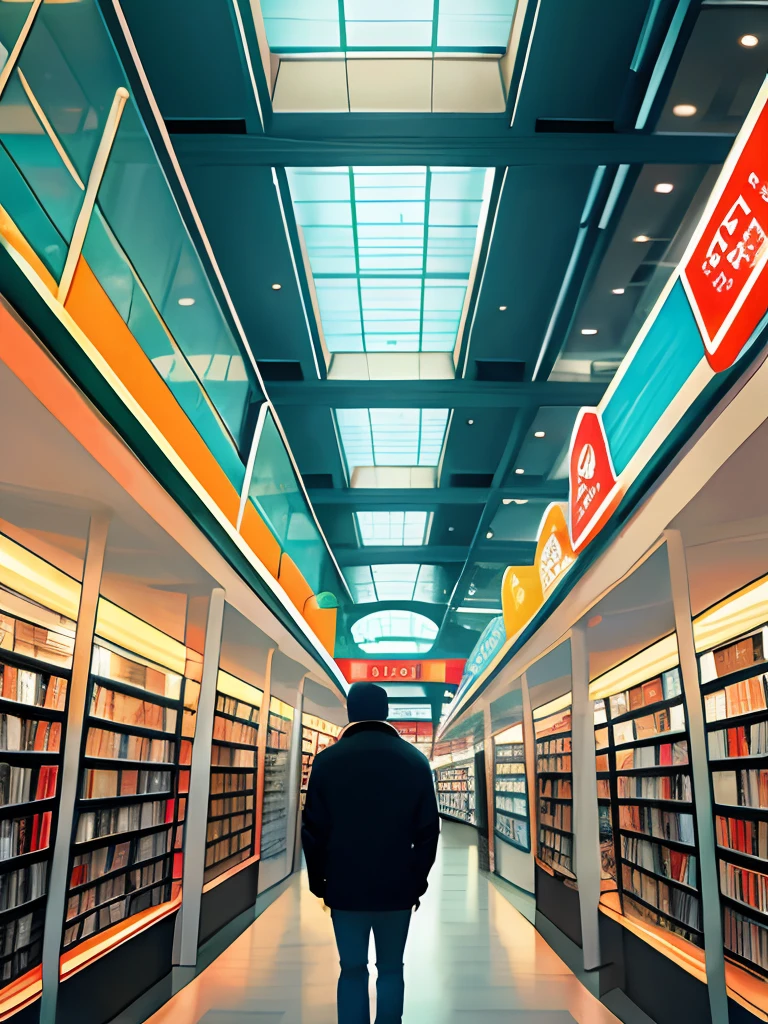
[
  {"xmin": 501, "ymin": 565, "xmax": 543, "ymax": 638},
  {"xmin": 535, "ymin": 503, "xmax": 576, "ymax": 600}
]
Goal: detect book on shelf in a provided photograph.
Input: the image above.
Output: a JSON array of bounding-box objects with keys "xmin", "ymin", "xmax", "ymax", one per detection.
[
  {"xmin": 720, "ymin": 858, "xmax": 768, "ymax": 914},
  {"xmin": 714, "ymin": 633, "xmax": 766, "ymax": 679},
  {"xmin": 704, "ymin": 676, "xmax": 768, "ymax": 723},
  {"xmin": 712, "ymin": 768, "xmax": 768, "ymax": 809},
  {"xmin": 621, "ymin": 834, "xmax": 698, "ymax": 886},
  {"xmin": 617, "ymin": 772, "xmax": 691, "ymax": 801},
  {"xmin": 615, "ymin": 740, "xmax": 688, "ymax": 771},
  {"xmin": 618, "ymin": 805, "xmax": 695, "ymax": 844},
  {"xmin": 717, "ymin": 814, "xmax": 768, "ymax": 859},
  {"xmin": 90, "ymin": 685, "xmax": 177, "ymax": 733},
  {"xmin": 724, "ymin": 904, "xmax": 768, "ymax": 971}
]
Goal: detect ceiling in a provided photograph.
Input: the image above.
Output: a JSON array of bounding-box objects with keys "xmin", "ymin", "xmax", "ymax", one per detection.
[{"xmin": 115, "ymin": 0, "xmax": 768, "ymax": 661}]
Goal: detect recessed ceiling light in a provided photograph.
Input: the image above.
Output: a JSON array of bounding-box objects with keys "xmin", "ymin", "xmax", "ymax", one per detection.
[
  {"xmin": 634, "ymin": 235, "xmax": 650, "ymax": 243},
  {"xmin": 672, "ymin": 103, "xmax": 697, "ymax": 118},
  {"xmin": 515, "ymin": 468, "xmax": 524, "ymax": 475},
  {"xmin": 740, "ymin": 34, "xmax": 759, "ymax": 47},
  {"xmin": 534, "ymin": 430, "xmax": 546, "ymax": 438},
  {"xmin": 612, "ymin": 288, "xmax": 625, "ymax": 295},
  {"xmin": 654, "ymin": 182, "xmax": 674, "ymax": 194},
  {"xmin": 499, "ymin": 305, "xmax": 507, "ymax": 311},
  {"xmin": 581, "ymin": 328, "xmax": 598, "ymax": 336},
  {"xmin": 486, "ymin": 531, "xmax": 494, "ymax": 539},
  {"xmin": 467, "ymin": 419, "xmax": 474, "ymax": 425},
  {"xmin": 271, "ymin": 283, "xmax": 282, "ymax": 291},
  {"xmin": 587, "ymin": 614, "xmax": 603, "ymax": 628},
  {"xmin": 513, "ymin": 499, "xmax": 528, "ymax": 505},
  {"xmin": 448, "ymin": 526, "xmax": 455, "ymax": 532},
  {"xmin": 502, "ymin": 498, "xmax": 513, "ymax": 505},
  {"xmin": 178, "ymin": 297, "xmax": 195, "ymax": 307}
]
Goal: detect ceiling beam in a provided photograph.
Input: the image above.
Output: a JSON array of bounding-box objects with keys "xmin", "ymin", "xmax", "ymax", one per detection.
[
  {"xmin": 268, "ymin": 379, "xmax": 607, "ymax": 409},
  {"xmin": 309, "ymin": 482, "xmax": 567, "ymax": 507},
  {"xmin": 171, "ymin": 127, "xmax": 732, "ymax": 169},
  {"xmin": 336, "ymin": 542, "xmax": 536, "ymax": 567}
]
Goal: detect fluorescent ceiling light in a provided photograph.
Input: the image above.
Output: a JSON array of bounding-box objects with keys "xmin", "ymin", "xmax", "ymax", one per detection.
[
  {"xmin": 515, "ymin": 468, "xmax": 525, "ymax": 475},
  {"xmin": 654, "ymin": 183, "xmax": 674, "ymax": 194},
  {"xmin": 456, "ymin": 607, "xmax": 502, "ymax": 614},
  {"xmin": 355, "ymin": 511, "xmax": 428, "ymax": 546},
  {"xmin": 612, "ymin": 288, "xmax": 625, "ymax": 295},
  {"xmin": 499, "ymin": 305, "xmax": 507, "ymax": 311},
  {"xmin": 502, "ymin": 498, "xmax": 513, "ymax": 505},
  {"xmin": 336, "ymin": 408, "xmax": 449, "ymax": 475},
  {"xmin": 177, "ymin": 297, "xmax": 195, "ymax": 306},
  {"xmin": 740, "ymin": 34, "xmax": 759, "ymax": 47},
  {"xmin": 581, "ymin": 328, "xmax": 598, "ymax": 335},
  {"xmin": 672, "ymin": 103, "xmax": 697, "ymax": 117},
  {"xmin": 271, "ymin": 283, "xmax": 282, "ymax": 291},
  {"xmin": 486, "ymin": 530, "xmax": 494, "ymax": 539},
  {"xmin": 534, "ymin": 430, "xmax": 546, "ymax": 438},
  {"xmin": 286, "ymin": 167, "xmax": 489, "ymax": 354},
  {"xmin": 634, "ymin": 235, "xmax": 650, "ymax": 243}
]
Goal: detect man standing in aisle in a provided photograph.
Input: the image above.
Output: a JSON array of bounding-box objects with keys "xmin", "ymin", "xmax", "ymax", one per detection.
[{"xmin": 302, "ymin": 681, "xmax": 440, "ymax": 1024}]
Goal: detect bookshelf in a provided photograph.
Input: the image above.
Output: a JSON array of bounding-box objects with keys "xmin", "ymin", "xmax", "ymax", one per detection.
[
  {"xmin": 300, "ymin": 714, "xmax": 341, "ymax": 810},
  {"xmin": 261, "ymin": 697, "xmax": 294, "ymax": 861},
  {"xmin": 62, "ymin": 638, "xmax": 191, "ymax": 953},
  {"xmin": 435, "ymin": 760, "xmax": 476, "ymax": 824},
  {"xmin": 697, "ymin": 624, "xmax": 768, "ymax": 976},
  {"xmin": 205, "ymin": 672, "xmax": 262, "ymax": 885},
  {"xmin": 493, "ymin": 725, "xmax": 530, "ymax": 852},
  {"xmin": 534, "ymin": 701, "xmax": 575, "ymax": 880},
  {"xmin": 596, "ymin": 664, "xmax": 702, "ymax": 945},
  {"xmin": 391, "ymin": 721, "xmax": 434, "ymax": 757},
  {"xmin": 594, "ymin": 699, "xmax": 617, "ymax": 892},
  {"xmin": 0, "ymin": 598, "xmax": 75, "ymax": 991}
]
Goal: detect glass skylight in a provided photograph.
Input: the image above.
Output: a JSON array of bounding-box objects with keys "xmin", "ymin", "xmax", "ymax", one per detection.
[
  {"xmin": 336, "ymin": 408, "xmax": 449, "ymax": 474},
  {"xmin": 262, "ymin": 1, "xmax": 518, "ymax": 53},
  {"xmin": 356, "ymin": 512, "xmax": 429, "ymax": 547},
  {"xmin": 345, "ymin": 564, "xmax": 443, "ymax": 602},
  {"xmin": 286, "ymin": 167, "xmax": 488, "ymax": 353},
  {"xmin": 352, "ymin": 610, "xmax": 439, "ymax": 654}
]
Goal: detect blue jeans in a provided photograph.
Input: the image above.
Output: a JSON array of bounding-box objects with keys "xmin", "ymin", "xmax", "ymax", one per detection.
[{"xmin": 331, "ymin": 909, "xmax": 412, "ymax": 1024}]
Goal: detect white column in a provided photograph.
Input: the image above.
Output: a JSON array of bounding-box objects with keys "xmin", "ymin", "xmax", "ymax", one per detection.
[
  {"xmin": 483, "ymin": 705, "xmax": 496, "ymax": 873},
  {"xmin": 284, "ymin": 686, "xmax": 305, "ymax": 874},
  {"xmin": 174, "ymin": 587, "xmax": 226, "ymax": 967},
  {"xmin": 40, "ymin": 514, "xmax": 109, "ymax": 1024},
  {"xmin": 521, "ymin": 673, "xmax": 537, "ymax": 859},
  {"xmin": 664, "ymin": 529, "xmax": 729, "ymax": 1024},
  {"xmin": 570, "ymin": 624, "xmax": 602, "ymax": 970}
]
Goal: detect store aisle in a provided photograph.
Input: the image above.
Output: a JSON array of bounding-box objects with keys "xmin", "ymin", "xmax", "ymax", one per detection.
[{"xmin": 143, "ymin": 823, "xmax": 620, "ymax": 1024}]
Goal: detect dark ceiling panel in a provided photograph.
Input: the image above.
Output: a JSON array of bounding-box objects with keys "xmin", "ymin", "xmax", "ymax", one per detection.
[{"xmin": 440, "ymin": 409, "xmax": 518, "ymax": 481}]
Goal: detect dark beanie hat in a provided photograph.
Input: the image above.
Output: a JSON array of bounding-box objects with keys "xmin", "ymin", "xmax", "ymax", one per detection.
[{"xmin": 347, "ymin": 682, "xmax": 389, "ymax": 723}]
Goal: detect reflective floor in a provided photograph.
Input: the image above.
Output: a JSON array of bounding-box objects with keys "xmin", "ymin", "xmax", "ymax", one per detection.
[{"xmin": 143, "ymin": 823, "xmax": 621, "ymax": 1024}]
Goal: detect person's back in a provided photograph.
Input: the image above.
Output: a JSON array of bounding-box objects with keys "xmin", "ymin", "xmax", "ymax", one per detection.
[{"xmin": 302, "ymin": 682, "xmax": 440, "ymax": 1024}]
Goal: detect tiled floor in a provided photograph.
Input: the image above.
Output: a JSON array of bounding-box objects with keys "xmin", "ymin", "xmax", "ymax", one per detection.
[{"xmin": 143, "ymin": 823, "xmax": 621, "ymax": 1024}]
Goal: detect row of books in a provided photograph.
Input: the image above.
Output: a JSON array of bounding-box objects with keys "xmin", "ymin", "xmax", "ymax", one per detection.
[
  {"xmin": 496, "ymin": 778, "xmax": 525, "ymax": 794},
  {"xmin": 537, "ymin": 755, "xmax": 571, "ymax": 773},
  {"xmin": 716, "ymin": 814, "xmax": 768, "ymax": 859},
  {"xmin": 81, "ymin": 769, "xmax": 171, "ymax": 800},
  {"xmin": 719, "ymin": 859, "xmax": 768, "ymax": 914},
  {"xmin": 62, "ymin": 883, "xmax": 168, "ymax": 949},
  {"xmin": 0, "ymin": 813, "xmax": 52, "ymax": 860},
  {"xmin": 537, "ymin": 737, "xmax": 571, "ymax": 755},
  {"xmin": 613, "ymin": 705, "xmax": 686, "ymax": 747},
  {"xmin": 539, "ymin": 778, "xmax": 572, "ymax": 799},
  {"xmin": 211, "ymin": 744, "xmax": 256, "ymax": 768},
  {"xmin": 597, "ymin": 779, "xmax": 611, "ymax": 799},
  {"xmin": 437, "ymin": 781, "xmax": 469, "ymax": 792},
  {"xmin": 210, "ymin": 772, "xmax": 255, "ymax": 796},
  {"xmin": 91, "ymin": 685, "xmax": 177, "ymax": 734},
  {"xmin": 0, "ymin": 612, "xmax": 74, "ymax": 668},
  {"xmin": 708, "ymin": 721, "xmax": 768, "ymax": 760},
  {"xmin": 704, "ymin": 676, "xmax": 768, "ymax": 724},
  {"xmin": 0, "ymin": 911, "xmax": 37, "ymax": 965},
  {"xmin": 85, "ymin": 728, "xmax": 173, "ymax": 764},
  {"xmin": 724, "ymin": 905, "xmax": 768, "ymax": 970},
  {"xmin": 496, "ymin": 744, "xmax": 524, "ymax": 763},
  {"xmin": 621, "ymin": 834, "xmax": 697, "ymax": 886},
  {"xmin": 496, "ymin": 813, "xmax": 528, "ymax": 847},
  {"xmin": 617, "ymin": 773, "xmax": 692, "ymax": 801},
  {"xmin": 261, "ymin": 722, "xmax": 291, "ymax": 859},
  {"xmin": 435, "ymin": 766, "xmax": 471, "ymax": 782},
  {"xmin": 624, "ymin": 893, "xmax": 700, "ymax": 943},
  {"xmin": 621, "ymin": 864, "xmax": 701, "ymax": 929},
  {"xmin": 497, "ymin": 795, "xmax": 526, "ymax": 816},
  {"xmin": 0, "ymin": 716, "xmax": 61, "ymax": 753},
  {"xmin": 74, "ymin": 799, "xmax": 171, "ymax": 843},
  {"xmin": 0, "ymin": 666, "xmax": 67, "ymax": 711},
  {"xmin": 437, "ymin": 791, "xmax": 475, "ymax": 817},
  {"xmin": 595, "ymin": 727, "xmax": 609, "ymax": 751},
  {"xmin": 703, "ymin": 631, "xmax": 766, "ymax": 683},
  {"xmin": 539, "ymin": 799, "xmax": 572, "ymax": 832},
  {"xmin": 205, "ymin": 830, "xmax": 253, "ymax": 868},
  {"xmin": 538, "ymin": 828, "xmax": 573, "ymax": 872},
  {"xmin": 207, "ymin": 814, "xmax": 250, "ymax": 842},
  {"xmin": 70, "ymin": 831, "xmax": 169, "ymax": 887},
  {"xmin": 0, "ymin": 763, "xmax": 57, "ymax": 807},
  {"xmin": 92, "ymin": 645, "xmax": 181, "ymax": 700},
  {"xmin": 212, "ymin": 718, "xmax": 257, "ymax": 747},
  {"xmin": 712, "ymin": 769, "xmax": 768, "ymax": 809},
  {"xmin": 267, "ymin": 727, "xmax": 290, "ymax": 751},
  {"xmin": 614, "ymin": 740, "xmax": 689, "ymax": 771},
  {"xmin": 619, "ymin": 806, "xmax": 695, "ymax": 845},
  {"xmin": 496, "ymin": 762, "xmax": 525, "ymax": 776},
  {"xmin": 216, "ymin": 694, "xmax": 259, "ymax": 723},
  {"xmin": 609, "ymin": 670, "xmax": 682, "ymax": 718},
  {"xmin": 66, "ymin": 859, "xmax": 166, "ymax": 921},
  {"xmin": 209, "ymin": 794, "xmax": 254, "ymax": 817},
  {"xmin": 0, "ymin": 862, "xmax": 46, "ymax": 912}
]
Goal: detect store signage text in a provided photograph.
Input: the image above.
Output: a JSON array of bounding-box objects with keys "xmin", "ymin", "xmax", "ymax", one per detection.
[{"xmin": 568, "ymin": 409, "xmax": 620, "ymax": 551}]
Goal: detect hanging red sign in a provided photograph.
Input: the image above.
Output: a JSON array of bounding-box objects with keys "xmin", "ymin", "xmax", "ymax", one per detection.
[
  {"xmin": 568, "ymin": 409, "xmax": 620, "ymax": 551},
  {"xmin": 681, "ymin": 83, "xmax": 768, "ymax": 372}
]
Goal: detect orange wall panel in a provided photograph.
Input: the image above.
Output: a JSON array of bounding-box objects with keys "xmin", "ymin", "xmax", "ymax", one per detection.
[{"xmin": 239, "ymin": 501, "xmax": 281, "ymax": 579}]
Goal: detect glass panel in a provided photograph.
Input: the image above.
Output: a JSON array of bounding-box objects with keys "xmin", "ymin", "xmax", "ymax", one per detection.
[
  {"xmin": 351, "ymin": 610, "xmax": 438, "ymax": 653},
  {"xmin": 287, "ymin": 166, "xmax": 488, "ymax": 353},
  {"xmin": 355, "ymin": 511, "xmax": 428, "ymax": 546},
  {"xmin": 336, "ymin": 408, "xmax": 449, "ymax": 473}
]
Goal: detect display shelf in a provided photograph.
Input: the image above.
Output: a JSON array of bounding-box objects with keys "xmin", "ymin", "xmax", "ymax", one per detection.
[
  {"xmin": 698, "ymin": 623, "xmax": 768, "ymax": 979},
  {"xmin": 493, "ymin": 725, "xmax": 530, "ymax": 851},
  {"xmin": 260, "ymin": 697, "xmax": 295, "ymax": 861},
  {"xmin": 62, "ymin": 638, "xmax": 190, "ymax": 953},
  {"xmin": 300, "ymin": 714, "xmax": 341, "ymax": 810},
  {"xmin": 435, "ymin": 760, "xmax": 476, "ymax": 825},
  {"xmin": 534, "ymin": 703, "xmax": 575, "ymax": 880},
  {"xmin": 0, "ymin": 597, "xmax": 75, "ymax": 993}
]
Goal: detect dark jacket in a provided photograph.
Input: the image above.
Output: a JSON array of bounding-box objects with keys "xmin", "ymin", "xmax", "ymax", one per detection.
[{"xmin": 301, "ymin": 720, "xmax": 440, "ymax": 911}]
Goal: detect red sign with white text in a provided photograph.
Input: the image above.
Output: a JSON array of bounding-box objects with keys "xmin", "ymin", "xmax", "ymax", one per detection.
[
  {"xmin": 682, "ymin": 84, "xmax": 768, "ymax": 372},
  {"xmin": 568, "ymin": 409, "xmax": 620, "ymax": 551},
  {"xmin": 336, "ymin": 659, "xmax": 465, "ymax": 685}
]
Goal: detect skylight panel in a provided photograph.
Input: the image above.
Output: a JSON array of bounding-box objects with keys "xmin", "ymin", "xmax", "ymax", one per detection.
[
  {"xmin": 351, "ymin": 610, "xmax": 438, "ymax": 654},
  {"xmin": 287, "ymin": 166, "xmax": 490, "ymax": 355},
  {"xmin": 335, "ymin": 408, "xmax": 449, "ymax": 473},
  {"xmin": 372, "ymin": 564, "xmax": 420, "ymax": 600},
  {"xmin": 345, "ymin": 565, "xmax": 441, "ymax": 603},
  {"xmin": 355, "ymin": 511, "xmax": 428, "ymax": 547}
]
